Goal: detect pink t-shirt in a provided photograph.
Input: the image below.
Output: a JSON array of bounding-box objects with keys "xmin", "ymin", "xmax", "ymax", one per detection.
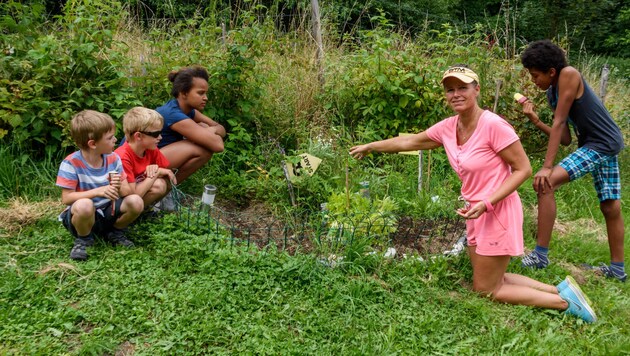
[{"xmin": 425, "ymin": 110, "xmax": 519, "ymax": 202}]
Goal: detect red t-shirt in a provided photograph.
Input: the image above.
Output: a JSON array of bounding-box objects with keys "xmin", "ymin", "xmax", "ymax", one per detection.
[{"xmin": 114, "ymin": 142, "xmax": 170, "ymax": 183}]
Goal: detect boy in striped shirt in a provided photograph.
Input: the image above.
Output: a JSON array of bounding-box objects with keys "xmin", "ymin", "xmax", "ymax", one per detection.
[{"xmin": 56, "ymin": 110, "xmax": 144, "ymax": 261}]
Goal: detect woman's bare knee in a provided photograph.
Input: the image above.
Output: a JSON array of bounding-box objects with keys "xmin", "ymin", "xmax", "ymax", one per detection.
[{"xmin": 472, "ymin": 279, "xmax": 499, "ymax": 296}]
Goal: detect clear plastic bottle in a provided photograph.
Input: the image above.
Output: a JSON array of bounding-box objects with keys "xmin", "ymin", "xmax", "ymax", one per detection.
[{"xmin": 359, "ymin": 181, "xmax": 370, "ymax": 199}]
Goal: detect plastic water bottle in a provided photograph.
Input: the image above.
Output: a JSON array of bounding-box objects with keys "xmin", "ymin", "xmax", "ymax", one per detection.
[{"xmin": 359, "ymin": 181, "xmax": 370, "ymax": 199}]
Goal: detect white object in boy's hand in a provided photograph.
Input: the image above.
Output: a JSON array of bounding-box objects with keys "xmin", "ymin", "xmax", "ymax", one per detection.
[{"xmin": 514, "ymin": 93, "xmax": 528, "ymax": 104}]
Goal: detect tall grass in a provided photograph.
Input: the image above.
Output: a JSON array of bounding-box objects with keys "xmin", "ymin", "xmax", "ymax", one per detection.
[{"xmin": 0, "ymin": 145, "xmax": 60, "ymax": 202}]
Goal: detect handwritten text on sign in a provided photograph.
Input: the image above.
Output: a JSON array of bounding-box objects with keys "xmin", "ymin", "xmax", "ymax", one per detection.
[{"xmin": 286, "ymin": 153, "xmax": 322, "ymax": 180}]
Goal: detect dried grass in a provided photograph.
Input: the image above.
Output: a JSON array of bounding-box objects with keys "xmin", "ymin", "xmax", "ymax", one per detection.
[
  {"xmin": 0, "ymin": 198, "xmax": 63, "ymax": 237},
  {"xmin": 524, "ymin": 204, "xmax": 606, "ymax": 240},
  {"xmin": 37, "ymin": 262, "xmax": 78, "ymax": 276},
  {"xmin": 555, "ymin": 218, "xmax": 606, "ymax": 241}
]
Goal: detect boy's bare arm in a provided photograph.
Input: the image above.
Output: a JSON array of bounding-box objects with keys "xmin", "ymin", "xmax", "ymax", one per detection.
[
  {"xmin": 541, "ymin": 67, "xmax": 581, "ymax": 169},
  {"xmin": 119, "ymin": 179, "xmax": 134, "ymax": 197},
  {"xmin": 124, "ymin": 167, "xmax": 175, "ymax": 198},
  {"xmin": 532, "ymin": 67, "xmax": 581, "ymax": 193},
  {"xmin": 128, "ymin": 179, "xmax": 152, "ymax": 198},
  {"xmin": 522, "ymin": 101, "xmax": 571, "ymax": 145},
  {"xmin": 61, "ymin": 186, "xmax": 118, "ymax": 206},
  {"xmin": 158, "ymin": 168, "xmax": 177, "ymax": 185},
  {"xmin": 127, "ymin": 165, "xmax": 159, "ymax": 198}
]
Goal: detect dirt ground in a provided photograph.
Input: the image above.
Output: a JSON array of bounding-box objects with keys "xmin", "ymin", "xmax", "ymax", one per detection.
[{"xmin": 201, "ymin": 201, "xmax": 466, "ymax": 258}]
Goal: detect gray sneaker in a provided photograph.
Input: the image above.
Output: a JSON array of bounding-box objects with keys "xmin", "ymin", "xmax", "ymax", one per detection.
[
  {"xmin": 70, "ymin": 235, "xmax": 94, "ymax": 261},
  {"xmin": 105, "ymin": 229, "xmax": 134, "ymax": 247},
  {"xmin": 159, "ymin": 191, "xmax": 177, "ymax": 212},
  {"xmin": 583, "ymin": 263, "xmax": 627, "ymax": 282},
  {"xmin": 521, "ymin": 251, "xmax": 549, "ymax": 269}
]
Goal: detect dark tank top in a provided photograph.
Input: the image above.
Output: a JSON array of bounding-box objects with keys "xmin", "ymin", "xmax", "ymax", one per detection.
[{"xmin": 547, "ymin": 77, "xmax": 624, "ymax": 156}]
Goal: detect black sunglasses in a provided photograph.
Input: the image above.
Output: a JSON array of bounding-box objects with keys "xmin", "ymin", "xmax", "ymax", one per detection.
[{"xmin": 140, "ymin": 130, "xmax": 162, "ymax": 138}]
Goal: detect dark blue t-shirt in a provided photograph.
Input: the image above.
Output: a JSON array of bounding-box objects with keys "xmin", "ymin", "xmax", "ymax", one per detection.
[
  {"xmin": 546, "ymin": 78, "xmax": 624, "ymax": 156},
  {"xmin": 155, "ymin": 99, "xmax": 196, "ymax": 148}
]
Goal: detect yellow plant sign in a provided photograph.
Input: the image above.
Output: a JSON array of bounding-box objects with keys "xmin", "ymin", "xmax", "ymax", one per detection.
[
  {"xmin": 286, "ymin": 153, "xmax": 322, "ymax": 180},
  {"xmin": 397, "ymin": 133, "xmax": 419, "ymax": 155}
]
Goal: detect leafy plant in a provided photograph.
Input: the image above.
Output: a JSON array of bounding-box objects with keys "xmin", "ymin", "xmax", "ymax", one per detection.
[
  {"xmin": 0, "ymin": 0, "xmax": 140, "ymax": 155},
  {"xmin": 324, "ymin": 191, "xmax": 398, "ymax": 243},
  {"xmin": 330, "ymin": 16, "xmax": 452, "ymax": 144}
]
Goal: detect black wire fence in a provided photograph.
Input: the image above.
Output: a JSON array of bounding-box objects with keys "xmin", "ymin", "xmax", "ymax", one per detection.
[{"xmin": 167, "ymin": 188, "xmax": 466, "ymax": 259}]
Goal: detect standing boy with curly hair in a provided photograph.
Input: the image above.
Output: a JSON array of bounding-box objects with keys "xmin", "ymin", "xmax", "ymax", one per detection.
[{"xmin": 518, "ymin": 40, "xmax": 625, "ymax": 282}]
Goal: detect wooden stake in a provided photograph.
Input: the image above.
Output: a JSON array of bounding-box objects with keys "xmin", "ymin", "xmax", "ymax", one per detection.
[
  {"xmin": 311, "ymin": 0, "xmax": 324, "ymax": 85},
  {"xmin": 417, "ymin": 150, "xmax": 422, "ymax": 193},
  {"xmin": 599, "ymin": 64, "xmax": 609, "ymax": 103},
  {"xmin": 493, "ymin": 79, "xmax": 502, "ymax": 113},
  {"xmin": 221, "ymin": 22, "xmax": 227, "ymax": 45},
  {"xmin": 426, "ymin": 150, "xmax": 432, "ymax": 192}
]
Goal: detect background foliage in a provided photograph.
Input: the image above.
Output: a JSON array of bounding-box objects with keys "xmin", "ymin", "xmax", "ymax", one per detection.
[
  {"xmin": 0, "ymin": 0, "xmax": 141, "ymax": 153},
  {"xmin": 1, "ymin": 0, "xmax": 628, "ymax": 211},
  {"xmin": 0, "ymin": 1, "xmax": 629, "ymax": 353},
  {"xmin": 111, "ymin": 0, "xmax": 630, "ymax": 59}
]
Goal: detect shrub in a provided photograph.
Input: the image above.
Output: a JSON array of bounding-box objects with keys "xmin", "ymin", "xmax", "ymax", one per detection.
[{"xmin": 0, "ymin": 0, "xmax": 140, "ymax": 155}]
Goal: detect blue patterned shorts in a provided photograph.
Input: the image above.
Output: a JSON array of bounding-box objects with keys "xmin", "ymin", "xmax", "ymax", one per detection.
[{"xmin": 558, "ymin": 147, "xmax": 621, "ymax": 202}]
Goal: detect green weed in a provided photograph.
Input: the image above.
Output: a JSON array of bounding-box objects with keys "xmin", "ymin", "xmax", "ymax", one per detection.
[{"xmin": 2, "ymin": 215, "xmax": 628, "ymax": 354}]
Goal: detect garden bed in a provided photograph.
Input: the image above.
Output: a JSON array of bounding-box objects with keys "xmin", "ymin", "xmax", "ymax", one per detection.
[{"xmin": 173, "ymin": 200, "xmax": 466, "ymax": 258}]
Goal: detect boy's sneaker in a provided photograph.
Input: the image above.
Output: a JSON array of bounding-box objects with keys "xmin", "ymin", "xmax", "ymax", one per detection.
[
  {"xmin": 159, "ymin": 191, "xmax": 177, "ymax": 212},
  {"xmin": 583, "ymin": 263, "xmax": 627, "ymax": 282},
  {"xmin": 559, "ymin": 283, "xmax": 597, "ymax": 323},
  {"xmin": 521, "ymin": 250, "xmax": 549, "ymax": 269},
  {"xmin": 70, "ymin": 235, "xmax": 94, "ymax": 261},
  {"xmin": 139, "ymin": 206, "xmax": 160, "ymax": 221},
  {"xmin": 105, "ymin": 228, "xmax": 134, "ymax": 247}
]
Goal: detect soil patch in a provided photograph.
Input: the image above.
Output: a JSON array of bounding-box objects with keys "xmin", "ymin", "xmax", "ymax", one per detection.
[
  {"xmin": 204, "ymin": 201, "xmax": 466, "ymax": 257},
  {"xmin": 391, "ymin": 216, "xmax": 466, "ymax": 256}
]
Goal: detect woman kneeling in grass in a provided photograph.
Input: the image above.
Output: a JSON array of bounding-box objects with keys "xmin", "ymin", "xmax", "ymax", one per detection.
[{"xmin": 350, "ymin": 65, "xmax": 597, "ymax": 323}]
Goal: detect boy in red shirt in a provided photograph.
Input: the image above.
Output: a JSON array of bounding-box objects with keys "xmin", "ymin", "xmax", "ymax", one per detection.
[{"xmin": 115, "ymin": 107, "xmax": 176, "ymax": 210}]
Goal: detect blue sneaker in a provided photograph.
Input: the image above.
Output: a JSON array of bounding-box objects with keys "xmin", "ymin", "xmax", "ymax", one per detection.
[
  {"xmin": 559, "ymin": 283, "xmax": 597, "ymax": 323},
  {"xmin": 556, "ymin": 278, "xmax": 569, "ymax": 293},
  {"xmin": 521, "ymin": 251, "xmax": 549, "ymax": 269},
  {"xmin": 557, "ymin": 276, "xmax": 592, "ymax": 305}
]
